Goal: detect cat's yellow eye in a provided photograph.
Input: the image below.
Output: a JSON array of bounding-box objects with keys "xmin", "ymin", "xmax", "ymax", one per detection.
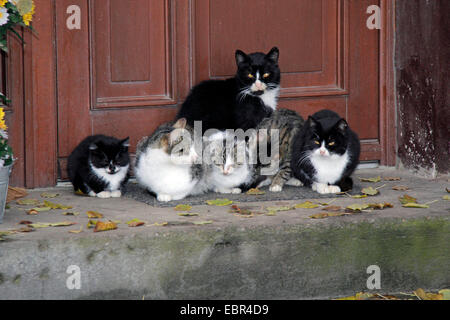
[
  {"xmin": 314, "ymin": 140, "xmax": 320, "ymax": 145},
  {"xmin": 248, "ymin": 73, "xmax": 254, "ymax": 78},
  {"xmin": 263, "ymin": 73, "xmax": 270, "ymax": 78},
  {"xmin": 328, "ymin": 141, "xmax": 335, "ymax": 146}
]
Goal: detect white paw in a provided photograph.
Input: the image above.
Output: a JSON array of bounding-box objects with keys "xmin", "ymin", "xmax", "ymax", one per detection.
[
  {"xmin": 231, "ymin": 188, "xmax": 242, "ymax": 194},
  {"xmin": 157, "ymin": 194, "xmax": 172, "ymax": 202},
  {"xmin": 286, "ymin": 178, "xmax": 303, "ymax": 187},
  {"xmin": 214, "ymin": 188, "xmax": 232, "ymax": 194},
  {"xmin": 88, "ymin": 191, "xmax": 97, "ymax": 197},
  {"xmin": 97, "ymin": 191, "xmax": 111, "ymax": 198},
  {"xmin": 110, "ymin": 190, "xmax": 122, "ymax": 198},
  {"xmin": 313, "ymin": 182, "xmax": 341, "ymax": 194},
  {"xmin": 269, "ymin": 184, "xmax": 283, "ymax": 192}
]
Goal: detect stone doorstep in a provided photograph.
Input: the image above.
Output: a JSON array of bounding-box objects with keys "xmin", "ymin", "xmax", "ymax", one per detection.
[{"xmin": 0, "ymin": 168, "xmax": 448, "ymax": 299}]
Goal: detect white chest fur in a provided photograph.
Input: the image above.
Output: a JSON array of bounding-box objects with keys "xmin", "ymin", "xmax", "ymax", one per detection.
[
  {"xmin": 309, "ymin": 151, "xmax": 349, "ymax": 185},
  {"xmin": 258, "ymin": 87, "xmax": 279, "ymax": 110},
  {"xmin": 90, "ymin": 164, "xmax": 129, "ymax": 191}
]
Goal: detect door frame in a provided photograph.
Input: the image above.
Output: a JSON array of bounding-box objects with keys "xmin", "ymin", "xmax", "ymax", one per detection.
[{"xmin": 20, "ymin": 0, "xmax": 396, "ymax": 188}]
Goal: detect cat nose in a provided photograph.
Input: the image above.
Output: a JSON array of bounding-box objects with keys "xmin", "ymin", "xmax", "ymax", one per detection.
[
  {"xmin": 255, "ymin": 80, "xmax": 264, "ymax": 90},
  {"xmin": 319, "ymin": 149, "xmax": 326, "ymax": 156}
]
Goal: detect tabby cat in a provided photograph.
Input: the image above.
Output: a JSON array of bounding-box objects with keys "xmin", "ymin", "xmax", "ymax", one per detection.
[{"xmin": 255, "ymin": 108, "xmax": 305, "ymax": 192}]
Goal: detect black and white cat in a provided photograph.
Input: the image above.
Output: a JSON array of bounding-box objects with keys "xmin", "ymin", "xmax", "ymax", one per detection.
[
  {"xmin": 67, "ymin": 135, "xmax": 130, "ymax": 198},
  {"xmin": 291, "ymin": 110, "xmax": 360, "ymax": 194},
  {"xmin": 176, "ymin": 47, "xmax": 281, "ymax": 132}
]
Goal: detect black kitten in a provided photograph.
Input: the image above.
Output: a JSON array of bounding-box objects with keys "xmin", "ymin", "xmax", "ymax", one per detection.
[
  {"xmin": 291, "ymin": 110, "xmax": 360, "ymax": 194},
  {"xmin": 67, "ymin": 135, "xmax": 130, "ymax": 198},
  {"xmin": 176, "ymin": 47, "xmax": 281, "ymax": 132}
]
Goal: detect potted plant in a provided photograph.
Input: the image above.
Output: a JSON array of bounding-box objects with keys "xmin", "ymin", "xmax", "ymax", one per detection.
[{"xmin": 0, "ymin": 0, "xmax": 35, "ymax": 223}]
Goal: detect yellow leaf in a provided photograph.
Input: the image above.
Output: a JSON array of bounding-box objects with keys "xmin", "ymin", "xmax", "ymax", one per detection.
[
  {"xmin": 438, "ymin": 289, "xmax": 450, "ymax": 300},
  {"xmin": 174, "ymin": 204, "xmax": 192, "ymax": 211},
  {"xmin": 360, "ymin": 176, "xmax": 381, "ymax": 183},
  {"xmin": 43, "ymin": 200, "xmax": 73, "ymax": 210},
  {"xmin": 346, "ymin": 203, "xmax": 370, "ymax": 212},
  {"xmin": 126, "ymin": 219, "xmax": 145, "ymax": 227},
  {"xmin": 402, "ymin": 203, "xmax": 429, "ymax": 208},
  {"xmin": 69, "ymin": 226, "xmax": 83, "ymax": 234},
  {"xmin": 246, "ymin": 188, "xmax": 266, "ymax": 195},
  {"xmin": 86, "ymin": 211, "xmax": 103, "ymax": 219},
  {"xmin": 362, "ymin": 187, "xmax": 379, "ymax": 196},
  {"xmin": 192, "ymin": 220, "xmax": 213, "ymax": 225},
  {"xmin": 16, "ymin": 199, "xmax": 41, "ymax": 206},
  {"xmin": 398, "ymin": 194, "xmax": 417, "ymax": 204},
  {"xmin": 294, "ymin": 201, "xmax": 320, "ymax": 209},
  {"xmin": 40, "ymin": 192, "xmax": 60, "ymax": 199}
]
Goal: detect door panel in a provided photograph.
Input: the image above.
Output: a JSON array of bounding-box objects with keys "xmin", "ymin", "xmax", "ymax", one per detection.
[{"xmin": 56, "ymin": 0, "xmax": 182, "ymax": 179}]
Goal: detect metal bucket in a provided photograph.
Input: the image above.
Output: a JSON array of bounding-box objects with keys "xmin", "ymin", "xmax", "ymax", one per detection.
[{"xmin": 0, "ymin": 164, "xmax": 12, "ymax": 224}]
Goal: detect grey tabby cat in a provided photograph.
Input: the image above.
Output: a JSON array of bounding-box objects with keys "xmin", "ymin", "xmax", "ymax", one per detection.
[{"xmin": 255, "ymin": 108, "xmax": 305, "ymax": 192}]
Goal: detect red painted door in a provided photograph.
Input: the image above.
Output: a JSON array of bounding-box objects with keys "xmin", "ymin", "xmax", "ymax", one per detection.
[{"xmin": 55, "ymin": 0, "xmax": 394, "ymax": 180}]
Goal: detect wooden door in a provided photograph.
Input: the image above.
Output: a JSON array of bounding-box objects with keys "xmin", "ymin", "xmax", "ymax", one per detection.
[
  {"xmin": 55, "ymin": 0, "xmax": 394, "ymax": 181},
  {"xmin": 55, "ymin": 0, "xmax": 191, "ymax": 179}
]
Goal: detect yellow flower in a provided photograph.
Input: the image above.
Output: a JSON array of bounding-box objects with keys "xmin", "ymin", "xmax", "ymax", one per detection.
[
  {"xmin": 0, "ymin": 0, "xmax": 7, "ymax": 7},
  {"xmin": 21, "ymin": 1, "xmax": 34, "ymax": 26},
  {"xmin": 0, "ymin": 108, "xmax": 5, "ymax": 121},
  {"xmin": 0, "ymin": 120, "xmax": 7, "ymax": 131}
]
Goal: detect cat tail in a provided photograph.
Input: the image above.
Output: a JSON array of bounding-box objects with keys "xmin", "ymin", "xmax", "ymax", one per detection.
[{"xmin": 338, "ymin": 176, "xmax": 353, "ymax": 192}]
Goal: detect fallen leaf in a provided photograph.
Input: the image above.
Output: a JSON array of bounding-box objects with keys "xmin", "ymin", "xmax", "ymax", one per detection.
[
  {"xmin": 28, "ymin": 222, "xmax": 76, "ymax": 228},
  {"xmin": 336, "ymin": 292, "xmax": 374, "ymax": 300},
  {"xmin": 126, "ymin": 218, "xmax": 146, "ymax": 227},
  {"xmin": 265, "ymin": 211, "xmax": 277, "ymax": 216},
  {"xmin": 27, "ymin": 206, "xmax": 51, "ymax": 215},
  {"xmin": 294, "ymin": 201, "xmax": 320, "ymax": 209},
  {"xmin": 346, "ymin": 203, "xmax": 370, "ymax": 212},
  {"xmin": 87, "ymin": 220, "xmax": 98, "ymax": 229},
  {"xmin": 150, "ymin": 222, "xmax": 169, "ymax": 227},
  {"xmin": 266, "ymin": 206, "xmax": 293, "ymax": 212},
  {"xmin": 359, "ymin": 176, "xmax": 381, "ymax": 183},
  {"xmin": 402, "ymin": 203, "xmax": 429, "ymax": 208},
  {"xmin": 192, "ymin": 220, "xmax": 213, "ymax": 225},
  {"xmin": 7, "ymin": 187, "xmax": 28, "ymax": 203},
  {"xmin": 414, "ymin": 288, "xmax": 443, "ymax": 300},
  {"xmin": 384, "ymin": 176, "xmax": 401, "ymax": 181},
  {"xmin": 40, "ymin": 192, "xmax": 60, "ymax": 198},
  {"xmin": 362, "ymin": 187, "xmax": 379, "ymax": 196},
  {"xmin": 368, "ymin": 202, "xmax": 394, "ymax": 210},
  {"xmin": 246, "ymin": 188, "xmax": 265, "ymax": 195},
  {"xmin": 398, "ymin": 194, "xmax": 417, "ymax": 204},
  {"xmin": 174, "ymin": 204, "xmax": 192, "ymax": 211},
  {"xmin": 350, "ymin": 194, "xmax": 368, "ymax": 199},
  {"xmin": 43, "ymin": 200, "xmax": 73, "ymax": 210},
  {"xmin": 86, "ymin": 211, "xmax": 103, "ymax": 219},
  {"xmin": 69, "ymin": 226, "xmax": 83, "ymax": 234},
  {"xmin": 321, "ymin": 205, "xmax": 343, "ymax": 212},
  {"xmin": 93, "ymin": 221, "xmax": 118, "ymax": 232},
  {"xmin": 16, "ymin": 199, "xmax": 41, "ymax": 206},
  {"xmin": 310, "ymin": 212, "xmax": 348, "ymax": 219},
  {"xmin": 205, "ymin": 199, "xmax": 233, "ymax": 206},
  {"xmin": 177, "ymin": 212, "xmax": 199, "ymax": 217},
  {"xmin": 16, "ymin": 226, "xmax": 34, "ymax": 233},
  {"xmin": 443, "ymin": 195, "xmax": 450, "ymax": 201},
  {"xmin": 19, "ymin": 220, "xmax": 33, "ymax": 225},
  {"xmin": 392, "ymin": 185, "xmax": 409, "ymax": 191}
]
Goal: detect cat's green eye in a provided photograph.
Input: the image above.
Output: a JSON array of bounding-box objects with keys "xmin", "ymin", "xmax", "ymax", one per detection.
[
  {"xmin": 328, "ymin": 141, "xmax": 335, "ymax": 146},
  {"xmin": 263, "ymin": 73, "xmax": 270, "ymax": 78},
  {"xmin": 314, "ymin": 140, "xmax": 320, "ymax": 145},
  {"xmin": 248, "ymin": 73, "xmax": 254, "ymax": 79}
]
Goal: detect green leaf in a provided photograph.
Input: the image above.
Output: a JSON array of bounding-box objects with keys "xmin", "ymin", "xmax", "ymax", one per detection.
[
  {"xmin": 246, "ymin": 188, "xmax": 266, "ymax": 195},
  {"xmin": 443, "ymin": 195, "xmax": 450, "ymax": 201},
  {"xmin": 398, "ymin": 194, "xmax": 417, "ymax": 204},
  {"xmin": 192, "ymin": 220, "xmax": 213, "ymax": 225},
  {"xmin": 206, "ymin": 199, "xmax": 233, "ymax": 206},
  {"xmin": 346, "ymin": 203, "xmax": 370, "ymax": 212}
]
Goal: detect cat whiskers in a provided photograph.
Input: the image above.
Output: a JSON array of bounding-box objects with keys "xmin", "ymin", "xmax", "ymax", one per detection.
[
  {"xmin": 237, "ymin": 87, "xmax": 251, "ymax": 103},
  {"xmin": 296, "ymin": 151, "xmax": 311, "ymax": 167}
]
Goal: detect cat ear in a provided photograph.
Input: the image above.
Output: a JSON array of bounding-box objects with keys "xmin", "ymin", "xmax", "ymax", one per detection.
[
  {"xmin": 335, "ymin": 119, "xmax": 348, "ymax": 132},
  {"xmin": 121, "ymin": 137, "xmax": 130, "ymax": 148},
  {"xmin": 266, "ymin": 47, "xmax": 279, "ymax": 64},
  {"xmin": 235, "ymin": 50, "xmax": 249, "ymax": 66},
  {"xmin": 89, "ymin": 143, "xmax": 98, "ymax": 151},
  {"xmin": 173, "ymin": 118, "xmax": 187, "ymax": 129},
  {"xmin": 308, "ymin": 116, "xmax": 319, "ymax": 128}
]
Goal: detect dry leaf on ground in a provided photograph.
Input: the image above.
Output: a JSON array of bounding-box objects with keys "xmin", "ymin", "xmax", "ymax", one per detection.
[
  {"xmin": 43, "ymin": 200, "xmax": 73, "ymax": 210},
  {"xmin": 246, "ymin": 188, "xmax": 265, "ymax": 195},
  {"xmin": 294, "ymin": 201, "xmax": 320, "ymax": 209},
  {"xmin": 16, "ymin": 199, "xmax": 41, "ymax": 206},
  {"xmin": 40, "ymin": 192, "xmax": 60, "ymax": 199},
  {"xmin": 7, "ymin": 187, "xmax": 28, "ymax": 203},
  {"xmin": 177, "ymin": 212, "xmax": 200, "ymax": 217},
  {"xmin": 86, "ymin": 211, "xmax": 103, "ymax": 219},
  {"xmin": 384, "ymin": 176, "xmax": 401, "ymax": 181},
  {"xmin": 359, "ymin": 176, "xmax": 381, "ymax": 183},
  {"xmin": 398, "ymin": 194, "xmax": 417, "ymax": 204},
  {"xmin": 392, "ymin": 185, "xmax": 409, "ymax": 191},
  {"xmin": 126, "ymin": 219, "xmax": 146, "ymax": 227},
  {"xmin": 174, "ymin": 204, "xmax": 192, "ymax": 211},
  {"xmin": 93, "ymin": 221, "xmax": 117, "ymax": 232},
  {"xmin": 362, "ymin": 187, "xmax": 379, "ymax": 196}
]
